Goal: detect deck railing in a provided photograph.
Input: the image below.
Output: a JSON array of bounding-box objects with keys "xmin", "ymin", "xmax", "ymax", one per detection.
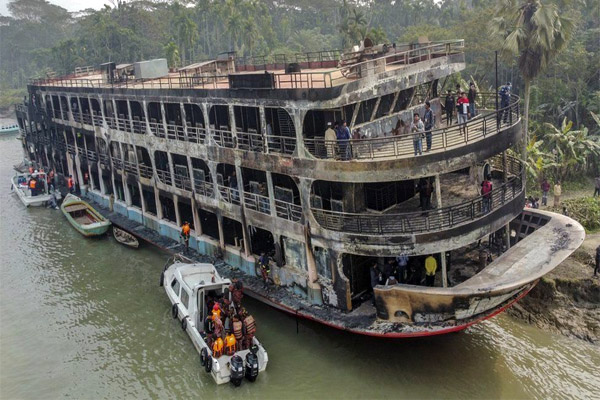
[
  {"xmin": 212, "ymin": 127, "xmax": 236, "ymax": 148},
  {"xmin": 218, "ymin": 184, "xmax": 241, "ymax": 205},
  {"xmin": 173, "ymin": 172, "xmax": 192, "ymax": 191},
  {"xmin": 112, "ymin": 158, "xmax": 123, "ymax": 170},
  {"xmin": 138, "ymin": 164, "xmax": 153, "ymax": 179},
  {"xmin": 30, "ymin": 40, "xmax": 464, "ymax": 91},
  {"xmin": 122, "ymin": 160, "xmax": 137, "ymax": 174},
  {"xmin": 275, "ymin": 199, "xmax": 303, "ymax": 222},
  {"xmin": 305, "ymin": 93, "xmax": 520, "ymax": 161},
  {"xmin": 193, "ymin": 178, "xmax": 214, "ymax": 198},
  {"xmin": 186, "ymin": 124, "xmax": 206, "ymax": 144},
  {"xmin": 149, "ymin": 120, "xmax": 166, "ymax": 138},
  {"xmin": 243, "ymin": 191, "xmax": 271, "ymax": 215},
  {"xmin": 311, "ymin": 155, "xmax": 523, "ymax": 235},
  {"xmin": 155, "ymin": 168, "xmax": 172, "ymax": 186}
]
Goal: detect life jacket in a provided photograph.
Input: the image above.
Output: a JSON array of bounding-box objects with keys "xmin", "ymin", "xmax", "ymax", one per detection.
[
  {"xmin": 243, "ymin": 315, "xmax": 256, "ymax": 336},
  {"xmin": 29, "ymin": 179, "xmax": 36, "ymax": 189},
  {"xmin": 211, "ymin": 307, "xmax": 221, "ymax": 321},
  {"xmin": 482, "ymin": 180, "xmax": 492, "ymax": 196},
  {"xmin": 68, "ymin": 177, "xmax": 74, "ymax": 188},
  {"xmin": 232, "ymin": 320, "xmax": 243, "ymax": 341},
  {"xmin": 212, "ymin": 337, "xmax": 224, "ymax": 358},
  {"xmin": 225, "ymin": 334, "xmax": 236, "ymax": 356},
  {"xmin": 181, "ymin": 224, "xmax": 190, "ymax": 236}
]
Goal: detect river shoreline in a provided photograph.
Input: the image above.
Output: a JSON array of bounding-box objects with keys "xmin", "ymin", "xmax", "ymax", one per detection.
[{"xmin": 507, "ymin": 232, "xmax": 600, "ymax": 344}]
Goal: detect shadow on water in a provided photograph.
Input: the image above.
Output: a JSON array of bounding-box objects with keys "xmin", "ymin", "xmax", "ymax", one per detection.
[{"xmin": 1, "ymin": 134, "xmax": 598, "ymax": 400}]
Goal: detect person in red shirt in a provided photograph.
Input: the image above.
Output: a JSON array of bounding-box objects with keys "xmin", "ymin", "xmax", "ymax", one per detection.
[{"xmin": 456, "ymin": 92, "xmax": 470, "ymax": 133}]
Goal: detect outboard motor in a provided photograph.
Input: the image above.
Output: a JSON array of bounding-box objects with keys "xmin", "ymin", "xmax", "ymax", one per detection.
[
  {"xmin": 244, "ymin": 352, "xmax": 259, "ymax": 382},
  {"xmin": 229, "ymin": 355, "xmax": 244, "ymax": 387}
]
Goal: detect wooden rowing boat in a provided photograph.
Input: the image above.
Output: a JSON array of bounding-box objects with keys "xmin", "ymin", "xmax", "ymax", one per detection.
[
  {"xmin": 113, "ymin": 226, "xmax": 139, "ymax": 248},
  {"xmin": 61, "ymin": 194, "xmax": 111, "ymax": 237}
]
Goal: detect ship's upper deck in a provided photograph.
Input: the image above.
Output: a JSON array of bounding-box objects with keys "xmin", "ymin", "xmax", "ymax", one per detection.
[{"xmin": 30, "ymin": 40, "xmax": 464, "ymax": 92}]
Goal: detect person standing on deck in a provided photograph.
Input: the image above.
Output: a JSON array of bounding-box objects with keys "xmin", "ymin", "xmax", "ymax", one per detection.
[
  {"xmin": 410, "ymin": 113, "xmax": 424, "ymax": 156},
  {"xmin": 468, "ymin": 82, "xmax": 477, "ymax": 118},
  {"xmin": 481, "ymin": 175, "xmax": 493, "ymax": 213},
  {"xmin": 258, "ymin": 252, "xmax": 271, "ymax": 287},
  {"xmin": 499, "ymin": 82, "xmax": 512, "ymax": 124},
  {"xmin": 541, "ymin": 178, "xmax": 550, "ymax": 206},
  {"xmin": 425, "ymin": 255, "xmax": 437, "ymax": 287},
  {"xmin": 180, "ymin": 221, "xmax": 191, "ymax": 253},
  {"xmin": 444, "ymin": 90, "xmax": 455, "ymax": 126},
  {"xmin": 336, "ymin": 120, "xmax": 351, "ymax": 160},
  {"xmin": 324, "ymin": 122, "xmax": 337, "ymax": 159},
  {"xmin": 396, "ymin": 253, "xmax": 409, "ymax": 283},
  {"xmin": 423, "ymin": 101, "xmax": 434, "ymax": 152},
  {"xmin": 456, "ymin": 92, "xmax": 470, "ymax": 133},
  {"xmin": 553, "ymin": 181, "xmax": 562, "ymax": 207}
]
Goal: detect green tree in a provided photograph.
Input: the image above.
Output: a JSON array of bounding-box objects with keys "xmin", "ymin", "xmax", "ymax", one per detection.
[
  {"xmin": 164, "ymin": 41, "xmax": 180, "ymax": 69},
  {"xmin": 489, "ymin": 0, "xmax": 574, "ymax": 159}
]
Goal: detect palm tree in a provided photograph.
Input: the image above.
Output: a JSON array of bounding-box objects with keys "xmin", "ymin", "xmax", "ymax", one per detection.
[
  {"xmin": 489, "ymin": 0, "xmax": 574, "ymax": 159},
  {"xmin": 164, "ymin": 41, "xmax": 180, "ymax": 70}
]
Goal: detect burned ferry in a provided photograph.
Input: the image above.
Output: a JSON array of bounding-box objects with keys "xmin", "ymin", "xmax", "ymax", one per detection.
[{"xmin": 15, "ymin": 40, "xmax": 584, "ymax": 337}]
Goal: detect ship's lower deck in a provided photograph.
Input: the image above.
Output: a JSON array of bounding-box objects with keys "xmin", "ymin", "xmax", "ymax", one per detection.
[{"xmin": 81, "ymin": 190, "xmax": 584, "ymax": 337}]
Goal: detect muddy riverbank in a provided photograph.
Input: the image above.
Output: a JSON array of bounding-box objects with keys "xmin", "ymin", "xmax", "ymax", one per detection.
[{"xmin": 508, "ymin": 232, "xmax": 600, "ymax": 344}]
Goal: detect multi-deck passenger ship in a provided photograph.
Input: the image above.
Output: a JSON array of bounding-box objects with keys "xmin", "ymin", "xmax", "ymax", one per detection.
[{"xmin": 15, "ymin": 40, "xmax": 584, "ymax": 337}]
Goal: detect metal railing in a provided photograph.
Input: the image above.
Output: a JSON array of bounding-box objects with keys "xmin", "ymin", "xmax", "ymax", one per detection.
[
  {"xmin": 149, "ymin": 120, "xmax": 166, "ymax": 138},
  {"xmin": 217, "ymin": 184, "xmax": 241, "ymax": 205},
  {"xmin": 193, "ymin": 179, "xmax": 214, "ymax": 198},
  {"xmin": 305, "ymin": 93, "xmax": 520, "ymax": 161},
  {"xmin": 122, "ymin": 160, "xmax": 137, "ymax": 174},
  {"xmin": 132, "ymin": 118, "xmax": 146, "ymax": 134},
  {"xmin": 243, "ymin": 191, "xmax": 271, "ymax": 215},
  {"xmin": 237, "ymin": 130, "xmax": 264, "ymax": 152},
  {"xmin": 112, "ymin": 158, "xmax": 123, "ymax": 170},
  {"xmin": 275, "ymin": 199, "xmax": 303, "ymax": 222},
  {"xmin": 311, "ymin": 155, "xmax": 523, "ymax": 235},
  {"xmin": 98, "ymin": 153, "xmax": 109, "ymax": 164},
  {"xmin": 212, "ymin": 127, "xmax": 236, "ymax": 148},
  {"xmin": 66, "ymin": 144, "xmax": 76, "ymax": 155},
  {"xmin": 186, "ymin": 124, "xmax": 206, "ymax": 144},
  {"xmin": 30, "ymin": 40, "xmax": 464, "ymax": 91},
  {"xmin": 166, "ymin": 122, "xmax": 186, "ymax": 141},
  {"xmin": 138, "ymin": 164, "xmax": 153, "ymax": 179},
  {"xmin": 156, "ymin": 168, "xmax": 172, "ymax": 186},
  {"xmin": 173, "ymin": 172, "xmax": 192, "ymax": 191}
]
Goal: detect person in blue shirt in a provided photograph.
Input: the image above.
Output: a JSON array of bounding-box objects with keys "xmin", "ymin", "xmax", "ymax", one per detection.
[
  {"xmin": 499, "ymin": 82, "xmax": 512, "ymax": 124},
  {"xmin": 336, "ymin": 120, "xmax": 352, "ymax": 160}
]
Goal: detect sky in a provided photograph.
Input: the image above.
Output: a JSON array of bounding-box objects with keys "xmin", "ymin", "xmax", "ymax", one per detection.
[{"xmin": 0, "ymin": 0, "xmax": 106, "ymax": 15}]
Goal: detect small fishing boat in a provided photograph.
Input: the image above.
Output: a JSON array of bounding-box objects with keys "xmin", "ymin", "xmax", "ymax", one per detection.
[
  {"xmin": 11, "ymin": 172, "xmax": 58, "ymax": 207},
  {"xmin": 0, "ymin": 124, "xmax": 20, "ymax": 135},
  {"xmin": 160, "ymin": 258, "xmax": 268, "ymax": 386},
  {"xmin": 61, "ymin": 194, "xmax": 111, "ymax": 236},
  {"xmin": 113, "ymin": 226, "xmax": 139, "ymax": 248}
]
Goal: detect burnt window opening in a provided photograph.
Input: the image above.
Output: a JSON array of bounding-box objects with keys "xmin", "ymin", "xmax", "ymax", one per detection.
[
  {"xmin": 216, "ymin": 163, "xmax": 237, "ymax": 187},
  {"xmin": 147, "ymin": 102, "xmax": 163, "ymax": 124},
  {"xmin": 103, "ymin": 99, "xmax": 115, "ymax": 119},
  {"xmin": 303, "ymin": 109, "xmax": 342, "ymax": 139},
  {"xmin": 234, "ymin": 106, "xmax": 260, "ymax": 133},
  {"xmin": 130, "ymin": 101, "xmax": 145, "ymax": 134},
  {"xmin": 342, "ymin": 254, "xmax": 378, "ymax": 308},
  {"xmin": 141, "ymin": 185, "xmax": 157, "ymax": 215},
  {"xmin": 241, "ymin": 168, "xmax": 269, "ymax": 212},
  {"xmin": 364, "ymin": 181, "xmax": 416, "ymax": 212},
  {"xmin": 154, "ymin": 150, "xmax": 169, "ymax": 171},
  {"xmin": 178, "ymin": 198, "xmax": 194, "ymax": 231},
  {"xmin": 75, "ymin": 131, "xmax": 85, "ymax": 150},
  {"xmin": 84, "ymin": 134, "xmax": 96, "ymax": 152},
  {"xmin": 101, "ymin": 170, "xmax": 113, "ymax": 195},
  {"xmin": 90, "ymin": 98, "xmax": 101, "ymax": 118},
  {"xmin": 375, "ymin": 93, "xmax": 396, "ymax": 120},
  {"xmin": 110, "ymin": 141, "xmax": 122, "ymax": 160},
  {"xmin": 184, "ymin": 104, "xmax": 204, "ymax": 128},
  {"xmin": 51, "ymin": 95, "xmax": 61, "ymax": 118},
  {"xmin": 198, "ymin": 208, "xmax": 219, "ymax": 241},
  {"xmin": 222, "ymin": 217, "xmax": 243, "ymax": 248},
  {"xmin": 90, "ymin": 165, "xmax": 100, "ymax": 190},
  {"xmin": 70, "ymin": 97, "xmax": 79, "ymax": 113},
  {"xmin": 171, "ymin": 153, "xmax": 191, "ymax": 191},
  {"xmin": 249, "ymin": 226, "xmax": 275, "ymax": 257},
  {"xmin": 393, "ymin": 87, "xmax": 415, "ymax": 113},
  {"xmin": 314, "ymin": 247, "xmax": 331, "ymax": 279},
  {"xmin": 355, "ymin": 97, "xmax": 378, "ymax": 125},
  {"xmin": 59, "ymin": 96, "xmax": 69, "ymax": 119},
  {"xmin": 115, "ymin": 99, "xmax": 130, "ymax": 121},
  {"xmin": 191, "ymin": 157, "xmax": 212, "ymax": 196},
  {"xmin": 44, "ymin": 95, "xmax": 52, "ymax": 116},
  {"xmin": 79, "ymin": 97, "xmax": 90, "ymax": 116},
  {"xmin": 135, "ymin": 146, "xmax": 152, "ymax": 166},
  {"xmin": 159, "ymin": 191, "xmax": 176, "ymax": 223},
  {"xmin": 265, "ymin": 107, "xmax": 296, "ymax": 154},
  {"xmin": 311, "ymin": 181, "xmax": 344, "ymax": 211},
  {"xmin": 272, "ymin": 173, "xmax": 300, "ymax": 205},
  {"xmin": 209, "ymin": 105, "xmax": 230, "ymax": 129},
  {"xmin": 114, "ymin": 174, "xmax": 125, "ymax": 201},
  {"xmin": 128, "ymin": 183, "xmax": 142, "ymax": 209},
  {"xmin": 164, "ymin": 102, "xmax": 182, "ymax": 126}
]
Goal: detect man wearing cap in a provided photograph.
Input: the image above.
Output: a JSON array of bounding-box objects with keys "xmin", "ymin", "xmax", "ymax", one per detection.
[{"xmin": 324, "ymin": 122, "xmax": 337, "ymax": 159}]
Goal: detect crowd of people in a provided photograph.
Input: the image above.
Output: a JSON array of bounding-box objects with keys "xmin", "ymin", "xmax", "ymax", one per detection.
[
  {"xmin": 206, "ymin": 279, "xmax": 258, "ymax": 358},
  {"xmin": 370, "ymin": 253, "xmax": 441, "ymax": 291},
  {"xmin": 319, "ymin": 81, "xmax": 513, "ymax": 160}
]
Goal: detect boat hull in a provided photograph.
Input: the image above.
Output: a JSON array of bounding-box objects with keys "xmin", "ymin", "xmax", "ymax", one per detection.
[
  {"xmin": 61, "ymin": 194, "xmax": 111, "ymax": 237},
  {"xmin": 11, "ymin": 175, "xmax": 53, "ymax": 207}
]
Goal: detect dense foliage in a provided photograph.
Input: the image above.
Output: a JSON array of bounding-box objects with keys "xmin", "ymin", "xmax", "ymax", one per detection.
[{"xmin": 1, "ymin": 0, "xmax": 598, "ymax": 176}]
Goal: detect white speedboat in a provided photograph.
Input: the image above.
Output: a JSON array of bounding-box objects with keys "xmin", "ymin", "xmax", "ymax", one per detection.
[
  {"xmin": 11, "ymin": 172, "xmax": 60, "ymax": 207},
  {"xmin": 161, "ymin": 258, "xmax": 268, "ymax": 386}
]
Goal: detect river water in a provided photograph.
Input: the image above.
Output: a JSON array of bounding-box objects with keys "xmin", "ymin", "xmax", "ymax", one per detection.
[{"xmin": 0, "ymin": 125, "xmax": 598, "ymax": 399}]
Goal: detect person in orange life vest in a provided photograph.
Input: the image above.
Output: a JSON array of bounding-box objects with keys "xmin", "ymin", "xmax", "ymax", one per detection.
[
  {"xmin": 212, "ymin": 335, "xmax": 224, "ymax": 358},
  {"xmin": 67, "ymin": 175, "xmax": 75, "ymax": 193},
  {"xmin": 180, "ymin": 221, "xmax": 191, "ymax": 253},
  {"xmin": 28, "ymin": 176, "xmax": 38, "ymax": 196},
  {"xmin": 225, "ymin": 333, "xmax": 237, "ymax": 356},
  {"xmin": 481, "ymin": 175, "xmax": 493, "ymax": 213}
]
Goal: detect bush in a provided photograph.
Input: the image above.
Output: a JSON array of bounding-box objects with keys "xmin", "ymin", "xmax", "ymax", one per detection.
[{"xmin": 550, "ymin": 197, "xmax": 600, "ymax": 232}]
